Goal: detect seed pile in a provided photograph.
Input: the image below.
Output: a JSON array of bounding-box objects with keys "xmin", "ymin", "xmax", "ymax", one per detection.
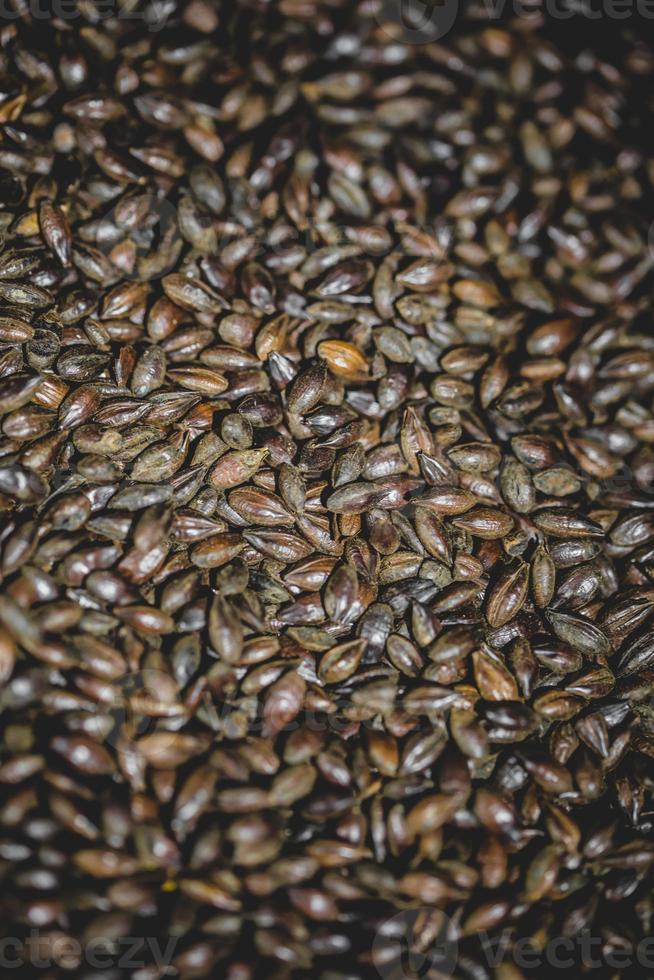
[{"xmin": 1, "ymin": 3, "xmax": 654, "ymax": 978}]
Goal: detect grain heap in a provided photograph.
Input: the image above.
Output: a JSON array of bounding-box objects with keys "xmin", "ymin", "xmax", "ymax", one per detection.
[{"xmin": 0, "ymin": 3, "xmax": 653, "ymax": 978}]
